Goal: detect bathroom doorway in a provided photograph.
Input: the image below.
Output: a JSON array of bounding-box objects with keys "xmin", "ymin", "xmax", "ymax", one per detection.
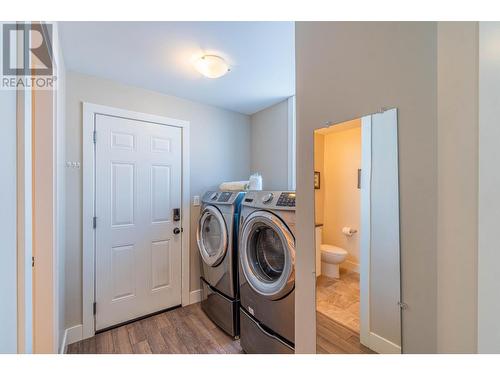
[{"xmin": 314, "ymin": 109, "xmax": 402, "ymax": 354}]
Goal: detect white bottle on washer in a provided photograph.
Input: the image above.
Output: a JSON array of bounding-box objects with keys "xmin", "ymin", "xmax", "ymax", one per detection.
[{"xmin": 248, "ymin": 173, "xmax": 263, "ymax": 190}]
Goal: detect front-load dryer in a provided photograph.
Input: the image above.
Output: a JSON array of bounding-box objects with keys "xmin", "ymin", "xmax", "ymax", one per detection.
[
  {"xmin": 238, "ymin": 191, "xmax": 296, "ymax": 354},
  {"xmin": 197, "ymin": 190, "xmax": 245, "ymax": 338}
]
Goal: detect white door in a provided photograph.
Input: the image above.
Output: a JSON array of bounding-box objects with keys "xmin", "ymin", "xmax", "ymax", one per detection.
[
  {"xmin": 360, "ymin": 108, "xmax": 402, "ymax": 354},
  {"xmin": 95, "ymin": 114, "xmax": 182, "ymax": 331}
]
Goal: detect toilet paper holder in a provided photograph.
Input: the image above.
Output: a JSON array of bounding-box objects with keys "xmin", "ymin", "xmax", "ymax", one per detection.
[{"xmin": 342, "ymin": 227, "xmax": 358, "ymax": 236}]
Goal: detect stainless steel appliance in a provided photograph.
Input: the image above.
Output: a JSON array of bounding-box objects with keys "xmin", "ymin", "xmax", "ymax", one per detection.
[
  {"xmin": 197, "ymin": 190, "xmax": 245, "ymax": 338},
  {"xmin": 238, "ymin": 191, "xmax": 296, "ymax": 353}
]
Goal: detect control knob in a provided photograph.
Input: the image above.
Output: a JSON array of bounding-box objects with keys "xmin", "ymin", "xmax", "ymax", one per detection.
[{"xmin": 262, "ymin": 193, "xmax": 274, "ymax": 204}]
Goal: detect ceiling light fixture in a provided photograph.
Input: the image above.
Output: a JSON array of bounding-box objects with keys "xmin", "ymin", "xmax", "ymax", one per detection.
[{"xmin": 193, "ymin": 55, "xmax": 230, "ymax": 79}]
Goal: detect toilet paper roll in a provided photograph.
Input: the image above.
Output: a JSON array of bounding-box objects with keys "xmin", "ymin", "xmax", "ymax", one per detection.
[{"xmin": 342, "ymin": 227, "xmax": 357, "ymax": 236}]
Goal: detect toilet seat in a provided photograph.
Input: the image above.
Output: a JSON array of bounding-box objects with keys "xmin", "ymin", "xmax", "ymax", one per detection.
[{"xmin": 320, "ymin": 244, "xmax": 347, "ymax": 263}]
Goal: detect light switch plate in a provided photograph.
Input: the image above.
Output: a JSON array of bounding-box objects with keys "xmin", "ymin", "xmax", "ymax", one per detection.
[{"xmin": 192, "ymin": 195, "xmax": 200, "ymax": 206}]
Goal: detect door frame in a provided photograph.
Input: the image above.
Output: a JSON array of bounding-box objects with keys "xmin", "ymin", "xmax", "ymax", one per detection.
[{"xmin": 82, "ymin": 103, "xmax": 190, "ymax": 339}]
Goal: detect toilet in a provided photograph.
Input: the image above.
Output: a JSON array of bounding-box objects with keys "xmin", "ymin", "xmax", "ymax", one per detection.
[
  {"xmin": 315, "ymin": 225, "xmax": 348, "ymax": 279},
  {"xmin": 320, "ymin": 244, "xmax": 347, "ymax": 279}
]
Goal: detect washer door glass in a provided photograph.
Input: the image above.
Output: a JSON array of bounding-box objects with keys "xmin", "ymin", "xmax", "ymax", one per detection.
[
  {"xmin": 197, "ymin": 206, "xmax": 228, "ymax": 267},
  {"xmin": 240, "ymin": 211, "xmax": 295, "ymax": 300},
  {"xmin": 251, "ymin": 226, "xmax": 285, "ymax": 282}
]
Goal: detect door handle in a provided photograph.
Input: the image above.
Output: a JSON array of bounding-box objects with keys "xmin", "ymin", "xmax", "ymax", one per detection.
[{"xmin": 173, "ymin": 227, "xmax": 182, "ymax": 235}]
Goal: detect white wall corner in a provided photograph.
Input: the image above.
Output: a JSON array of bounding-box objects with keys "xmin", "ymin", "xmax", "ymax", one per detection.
[
  {"xmin": 287, "ymin": 95, "xmax": 296, "ymax": 190},
  {"xmin": 189, "ymin": 289, "xmax": 202, "ymax": 305}
]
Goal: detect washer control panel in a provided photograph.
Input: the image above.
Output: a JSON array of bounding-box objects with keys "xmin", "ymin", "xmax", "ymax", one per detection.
[
  {"xmin": 218, "ymin": 192, "xmax": 232, "ymax": 202},
  {"xmin": 276, "ymin": 192, "xmax": 296, "ymax": 207}
]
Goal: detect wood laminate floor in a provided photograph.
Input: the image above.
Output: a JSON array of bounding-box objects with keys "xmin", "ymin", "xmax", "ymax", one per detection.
[
  {"xmin": 316, "ymin": 311, "xmax": 375, "ymax": 354},
  {"xmin": 316, "ymin": 270, "xmax": 375, "ymax": 354},
  {"xmin": 67, "ymin": 303, "xmax": 243, "ymax": 354},
  {"xmin": 68, "ymin": 286, "xmax": 372, "ymax": 354}
]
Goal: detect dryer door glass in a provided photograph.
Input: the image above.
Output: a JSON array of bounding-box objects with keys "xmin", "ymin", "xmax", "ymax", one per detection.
[
  {"xmin": 197, "ymin": 205, "xmax": 228, "ymax": 267},
  {"xmin": 251, "ymin": 226, "xmax": 285, "ymax": 281},
  {"xmin": 240, "ymin": 211, "xmax": 295, "ymax": 300}
]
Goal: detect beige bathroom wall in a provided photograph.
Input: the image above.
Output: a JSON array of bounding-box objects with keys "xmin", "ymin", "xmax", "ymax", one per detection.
[
  {"xmin": 313, "ymin": 132, "xmax": 324, "ymax": 224},
  {"xmin": 322, "ymin": 123, "xmax": 361, "ymax": 269}
]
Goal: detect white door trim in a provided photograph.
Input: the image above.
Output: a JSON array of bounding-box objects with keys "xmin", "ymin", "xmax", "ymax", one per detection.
[
  {"xmin": 287, "ymin": 96, "xmax": 296, "ymax": 190},
  {"xmin": 15, "ymin": 23, "xmax": 33, "ymax": 354},
  {"xmin": 82, "ymin": 103, "xmax": 190, "ymax": 340}
]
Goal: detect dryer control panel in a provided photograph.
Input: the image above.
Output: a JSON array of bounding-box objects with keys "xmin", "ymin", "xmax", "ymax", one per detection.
[
  {"xmin": 242, "ymin": 191, "xmax": 296, "ymax": 210},
  {"xmin": 201, "ymin": 190, "xmax": 245, "ymax": 205},
  {"xmin": 276, "ymin": 192, "xmax": 296, "ymax": 207}
]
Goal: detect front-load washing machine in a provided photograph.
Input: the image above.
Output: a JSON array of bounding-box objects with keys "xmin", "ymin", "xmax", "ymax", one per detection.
[
  {"xmin": 197, "ymin": 190, "xmax": 245, "ymax": 338},
  {"xmin": 238, "ymin": 191, "xmax": 296, "ymax": 354}
]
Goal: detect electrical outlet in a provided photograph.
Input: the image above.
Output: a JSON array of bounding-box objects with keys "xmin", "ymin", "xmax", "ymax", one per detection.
[
  {"xmin": 193, "ymin": 195, "xmax": 200, "ymax": 206},
  {"xmin": 66, "ymin": 161, "xmax": 81, "ymax": 168}
]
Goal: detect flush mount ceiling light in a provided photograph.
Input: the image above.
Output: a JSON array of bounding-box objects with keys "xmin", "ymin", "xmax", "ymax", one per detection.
[{"xmin": 193, "ymin": 55, "xmax": 230, "ymax": 79}]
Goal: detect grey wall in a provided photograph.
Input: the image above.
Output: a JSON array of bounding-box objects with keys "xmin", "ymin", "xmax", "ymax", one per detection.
[
  {"xmin": 478, "ymin": 22, "xmax": 500, "ymax": 353},
  {"xmin": 295, "ymin": 22, "xmax": 438, "ymax": 353},
  {"xmin": 437, "ymin": 22, "xmax": 478, "ymax": 353},
  {"xmin": 0, "ymin": 77, "xmax": 18, "ymax": 354},
  {"xmin": 250, "ymin": 99, "xmax": 290, "ymax": 190},
  {"xmin": 65, "ymin": 71, "xmax": 251, "ymax": 328}
]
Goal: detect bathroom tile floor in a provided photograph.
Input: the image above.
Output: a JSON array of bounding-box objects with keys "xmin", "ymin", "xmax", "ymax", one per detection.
[{"xmin": 316, "ymin": 269, "xmax": 360, "ymax": 333}]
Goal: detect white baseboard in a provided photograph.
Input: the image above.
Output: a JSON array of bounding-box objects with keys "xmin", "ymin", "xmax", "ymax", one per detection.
[
  {"xmin": 189, "ymin": 289, "xmax": 202, "ymax": 304},
  {"xmin": 360, "ymin": 331, "xmax": 401, "ymax": 354},
  {"xmin": 60, "ymin": 324, "xmax": 83, "ymax": 354},
  {"xmin": 59, "ymin": 329, "xmax": 68, "ymax": 354}
]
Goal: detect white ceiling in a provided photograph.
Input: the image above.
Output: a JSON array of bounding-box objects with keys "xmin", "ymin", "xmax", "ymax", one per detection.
[
  {"xmin": 59, "ymin": 22, "xmax": 295, "ymax": 115},
  {"xmin": 315, "ymin": 118, "xmax": 361, "ymax": 135}
]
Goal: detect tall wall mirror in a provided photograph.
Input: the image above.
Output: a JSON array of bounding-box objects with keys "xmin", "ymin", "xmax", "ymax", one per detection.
[{"xmin": 314, "ymin": 108, "xmax": 402, "ymax": 354}]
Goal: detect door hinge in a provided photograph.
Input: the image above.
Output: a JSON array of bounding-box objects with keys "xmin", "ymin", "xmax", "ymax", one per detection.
[
  {"xmin": 398, "ymin": 301, "xmax": 408, "ymax": 310},
  {"xmin": 357, "ymin": 168, "xmax": 362, "ymax": 189},
  {"xmin": 32, "ymin": 256, "xmax": 35, "ymax": 268},
  {"xmin": 93, "ymin": 216, "xmax": 97, "ymax": 229},
  {"xmin": 93, "ymin": 302, "xmax": 97, "ymax": 315},
  {"xmin": 93, "ymin": 130, "xmax": 97, "ymax": 144}
]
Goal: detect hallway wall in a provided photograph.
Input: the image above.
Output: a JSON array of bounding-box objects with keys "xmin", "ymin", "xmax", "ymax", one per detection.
[
  {"xmin": 64, "ymin": 72, "xmax": 251, "ymax": 329},
  {"xmin": 437, "ymin": 21, "xmax": 478, "ymax": 353},
  {"xmin": 296, "ymin": 21, "xmax": 438, "ymax": 353},
  {"xmin": 296, "ymin": 21, "xmax": 480, "ymax": 354},
  {"xmin": 250, "ymin": 98, "xmax": 292, "ymax": 190}
]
